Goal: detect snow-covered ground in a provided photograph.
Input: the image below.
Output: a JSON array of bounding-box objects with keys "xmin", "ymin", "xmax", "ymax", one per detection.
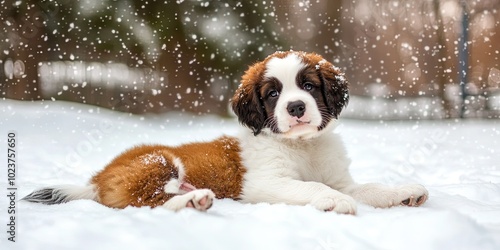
[{"xmin": 1, "ymin": 99, "xmax": 499, "ymax": 250}]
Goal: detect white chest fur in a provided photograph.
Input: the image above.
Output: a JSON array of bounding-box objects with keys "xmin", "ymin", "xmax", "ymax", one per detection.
[{"xmin": 238, "ymin": 126, "xmax": 353, "ymax": 203}]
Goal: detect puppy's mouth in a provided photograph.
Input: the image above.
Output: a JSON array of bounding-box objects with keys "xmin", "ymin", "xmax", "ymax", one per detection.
[
  {"xmin": 289, "ymin": 119, "xmax": 312, "ymax": 128},
  {"xmin": 282, "ymin": 118, "xmax": 318, "ymax": 139}
]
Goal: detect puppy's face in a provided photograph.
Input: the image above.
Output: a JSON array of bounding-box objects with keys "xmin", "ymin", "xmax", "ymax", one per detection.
[{"xmin": 232, "ymin": 51, "xmax": 349, "ymax": 139}]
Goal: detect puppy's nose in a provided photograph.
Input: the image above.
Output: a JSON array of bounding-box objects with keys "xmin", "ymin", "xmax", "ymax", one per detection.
[{"xmin": 287, "ymin": 101, "xmax": 306, "ymax": 118}]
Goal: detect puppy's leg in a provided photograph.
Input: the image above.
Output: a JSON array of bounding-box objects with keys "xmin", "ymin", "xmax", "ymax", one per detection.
[
  {"xmin": 340, "ymin": 183, "xmax": 428, "ymax": 208},
  {"xmin": 242, "ymin": 178, "xmax": 357, "ymax": 215},
  {"xmin": 92, "ymin": 146, "xmax": 216, "ymax": 212}
]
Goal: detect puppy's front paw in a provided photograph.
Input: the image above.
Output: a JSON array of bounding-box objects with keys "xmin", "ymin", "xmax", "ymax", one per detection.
[
  {"xmin": 311, "ymin": 193, "xmax": 357, "ymax": 215},
  {"xmin": 395, "ymin": 184, "xmax": 428, "ymax": 207}
]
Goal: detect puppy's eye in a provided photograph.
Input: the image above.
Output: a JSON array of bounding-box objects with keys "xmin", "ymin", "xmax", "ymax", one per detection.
[
  {"xmin": 303, "ymin": 82, "xmax": 314, "ymax": 91},
  {"xmin": 268, "ymin": 90, "xmax": 279, "ymax": 98}
]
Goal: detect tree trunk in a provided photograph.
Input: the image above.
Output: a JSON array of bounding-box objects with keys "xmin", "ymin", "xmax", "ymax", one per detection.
[{"xmin": 432, "ymin": 0, "xmax": 454, "ymax": 118}]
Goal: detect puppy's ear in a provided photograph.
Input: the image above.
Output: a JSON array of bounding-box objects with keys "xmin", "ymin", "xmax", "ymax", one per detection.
[
  {"xmin": 317, "ymin": 61, "xmax": 349, "ymax": 118},
  {"xmin": 231, "ymin": 82, "xmax": 266, "ymax": 136}
]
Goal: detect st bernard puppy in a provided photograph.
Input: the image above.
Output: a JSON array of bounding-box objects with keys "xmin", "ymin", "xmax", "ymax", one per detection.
[{"xmin": 23, "ymin": 51, "xmax": 428, "ymax": 214}]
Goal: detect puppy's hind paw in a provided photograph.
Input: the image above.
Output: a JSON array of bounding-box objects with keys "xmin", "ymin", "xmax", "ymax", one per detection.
[
  {"xmin": 185, "ymin": 189, "xmax": 215, "ymax": 211},
  {"xmin": 162, "ymin": 189, "xmax": 215, "ymax": 212}
]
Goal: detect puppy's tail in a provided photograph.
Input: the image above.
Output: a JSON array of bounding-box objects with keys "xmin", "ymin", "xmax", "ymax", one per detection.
[{"xmin": 22, "ymin": 185, "xmax": 98, "ymax": 205}]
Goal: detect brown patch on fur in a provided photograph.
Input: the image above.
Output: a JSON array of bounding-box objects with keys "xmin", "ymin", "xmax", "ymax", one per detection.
[
  {"xmin": 90, "ymin": 136, "xmax": 245, "ymax": 208},
  {"xmin": 170, "ymin": 136, "xmax": 245, "ymax": 199},
  {"xmin": 91, "ymin": 145, "xmax": 179, "ymax": 208}
]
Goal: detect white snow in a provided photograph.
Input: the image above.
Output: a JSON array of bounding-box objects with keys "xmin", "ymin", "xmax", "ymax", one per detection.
[
  {"xmin": 142, "ymin": 153, "xmax": 167, "ymax": 166},
  {"xmin": 1, "ymin": 99, "xmax": 500, "ymax": 250}
]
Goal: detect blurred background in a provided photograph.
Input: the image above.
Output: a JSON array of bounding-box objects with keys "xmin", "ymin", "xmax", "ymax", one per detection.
[{"xmin": 1, "ymin": 0, "xmax": 499, "ymax": 119}]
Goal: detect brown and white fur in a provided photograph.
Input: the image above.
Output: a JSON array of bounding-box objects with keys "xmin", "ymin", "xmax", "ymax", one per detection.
[{"xmin": 23, "ymin": 51, "xmax": 428, "ymax": 214}]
